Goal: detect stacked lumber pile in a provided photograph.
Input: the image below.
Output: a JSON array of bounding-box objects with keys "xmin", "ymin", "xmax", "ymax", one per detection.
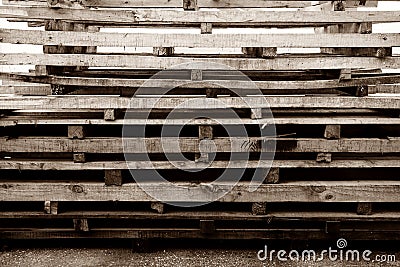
[{"xmin": 1, "ymin": 0, "xmax": 400, "ymax": 241}]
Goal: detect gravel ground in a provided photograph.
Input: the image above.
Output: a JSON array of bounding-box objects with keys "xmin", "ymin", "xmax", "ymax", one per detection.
[
  {"xmin": 0, "ymin": 240, "xmax": 400, "ymax": 267},
  {"xmin": 1, "ymin": 243, "xmax": 400, "ymax": 267}
]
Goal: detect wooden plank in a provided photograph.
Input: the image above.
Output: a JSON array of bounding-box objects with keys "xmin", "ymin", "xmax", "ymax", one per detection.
[
  {"xmin": 3, "ymin": 54, "xmax": 400, "ymax": 70},
  {"xmin": 0, "ymin": 96, "xmax": 398, "ymax": 110},
  {"xmin": 2, "ymin": 115, "xmax": 400, "ymax": 127},
  {"xmin": 2, "ymin": 8, "xmax": 400, "ymax": 25},
  {"xmin": 3, "ymin": 30, "xmax": 400, "ymax": 48},
  {"xmin": 104, "ymin": 170, "xmax": 123, "ymax": 186},
  {"xmin": 2, "ymin": 210, "xmax": 400, "ymax": 221},
  {"xmin": 0, "ymin": 84, "xmax": 51, "ymax": 95},
  {"xmin": 5, "ymin": 73, "xmax": 400, "ymax": 90},
  {"xmin": 2, "ymin": 181, "xmax": 400, "ymax": 202},
  {"xmin": 0, "ymin": 159, "xmax": 397, "ymax": 171},
  {"xmin": 0, "ymin": 137, "xmax": 399, "ymax": 153}
]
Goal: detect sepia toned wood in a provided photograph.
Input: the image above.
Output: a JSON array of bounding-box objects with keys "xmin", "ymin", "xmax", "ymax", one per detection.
[
  {"xmin": 4, "ymin": 181, "xmax": 400, "ymax": 202},
  {"xmin": 357, "ymin": 203, "xmax": 373, "ymax": 215},
  {"xmin": 316, "ymin": 153, "xmax": 332, "ymax": 163},
  {"xmin": 265, "ymin": 167, "xmax": 279, "ymax": 184},
  {"xmin": 199, "ymin": 125, "xmax": 213, "ymax": 140},
  {"xmin": 0, "ymin": 159, "xmax": 397, "ymax": 171},
  {"xmin": 73, "ymin": 153, "xmax": 86, "ymax": 163},
  {"xmin": 324, "ymin": 125, "xmax": 341, "ymax": 139},
  {"xmin": 104, "ymin": 109, "xmax": 120, "ymax": 121},
  {"xmin": 0, "ymin": 137, "xmax": 398, "ymax": 153},
  {"xmin": 200, "ymin": 23, "xmax": 212, "ymax": 34},
  {"xmin": 5, "ymin": 54, "xmax": 400, "ymax": 70},
  {"xmin": 0, "ymin": 96, "xmax": 398, "ymax": 110},
  {"xmin": 2, "ymin": 7, "xmax": 400, "ymax": 25},
  {"xmin": 339, "ymin": 69, "xmax": 351, "ymax": 81},
  {"xmin": 44, "ymin": 201, "xmax": 58, "ymax": 215},
  {"xmin": 153, "ymin": 47, "xmax": 175, "ymax": 57},
  {"xmin": 3, "ymin": 0, "xmax": 317, "ymax": 8},
  {"xmin": 183, "ymin": 0, "xmax": 197, "ymax": 10},
  {"xmin": 73, "ymin": 219, "xmax": 90, "ymax": 232},
  {"xmin": 199, "ymin": 220, "xmax": 215, "ymax": 234},
  {"xmin": 150, "ymin": 202, "xmax": 165, "ymax": 214},
  {"xmin": 67, "ymin": 126, "xmax": 86, "ymax": 139},
  {"xmin": 104, "ymin": 170, "xmax": 123, "ymax": 186},
  {"xmin": 251, "ymin": 108, "xmax": 262, "ymax": 120},
  {"xmin": 4, "ymin": 72, "xmax": 400, "ymax": 91}
]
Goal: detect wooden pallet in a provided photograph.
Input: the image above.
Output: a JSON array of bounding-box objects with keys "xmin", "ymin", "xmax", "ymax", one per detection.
[{"xmin": 1, "ymin": 0, "xmax": 400, "ymax": 240}]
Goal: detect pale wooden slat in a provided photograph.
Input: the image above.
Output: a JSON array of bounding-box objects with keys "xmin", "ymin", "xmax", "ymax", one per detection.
[
  {"xmin": 1, "ymin": 8, "xmax": 400, "ymax": 25},
  {"xmin": 0, "ymin": 137, "xmax": 398, "ymax": 153},
  {"xmin": 1, "ymin": 116, "xmax": 400, "ymax": 127},
  {"xmin": 3, "ymin": 72, "xmax": 400, "ymax": 90},
  {"xmin": 2, "ymin": 29, "xmax": 399, "ymax": 48},
  {"xmin": 0, "ymin": 159, "xmax": 398, "ymax": 170},
  {"xmin": 2, "ymin": 181, "xmax": 400, "ymax": 202},
  {"xmin": 2, "ymin": 0, "xmax": 315, "ymax": 8},
  {"xmin": 0, "ymin": 95, "xmax": 398, "ymax": 109},
  {"xmin": 3, "ymin": 54, "xmax": 400, "ymax": 70}
]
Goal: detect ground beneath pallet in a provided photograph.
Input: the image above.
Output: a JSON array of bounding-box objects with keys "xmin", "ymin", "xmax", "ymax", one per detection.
[{"xmin": 1, "ymin": 246, "xmax": 399, "ymax": 267}]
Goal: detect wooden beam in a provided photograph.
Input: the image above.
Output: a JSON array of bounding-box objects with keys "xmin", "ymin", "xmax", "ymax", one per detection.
[
  {"xmin": 0, "ymin": 95, "xmax": 398, "ymax": 110},
  {"xmin": 4, "ymin": 72, "xmax": 400, "ymax": 91},
  {"xmin": 4, "ymin": 181, "xmax": 400, "ymax": 202},
  {"xmin": 2, "ymin": 8, "xmax": 399, "ymax": 25},
  {"xmin": 4, "ymin": 54, "xmax": 400, "ymax": 70},
  {"xmin": 0, "ymin": 137, "xmax": 399, "ymax": 153},
  {"xmin": 0, "ymin": 0, "xmax": 321, "ymax": 8},
  {"xmin": 2, "ymin": 115, "xmax": 400, "ymax": 127},
  {"xmin": 0, "ymin": 159, "xmax": 397, "ymax": 171}
]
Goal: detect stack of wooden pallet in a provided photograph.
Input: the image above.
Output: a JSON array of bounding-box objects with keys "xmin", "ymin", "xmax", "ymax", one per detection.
[{"xmin": 1, "ymin": 0, "xmax": 400, "ymax": 241}]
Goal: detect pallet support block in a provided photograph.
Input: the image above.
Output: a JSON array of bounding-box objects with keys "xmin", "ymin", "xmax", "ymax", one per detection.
[
  {"xmin": 44, "ymin": 201, "xmax": 58, "ymax": 215},
  {"xmin": 251, "ymin": 108, "xmax": 262, "ymax": 120},
  {"xmin": 105, "ymin": 170, "xmax": 123, "ymax": 186},
  {"xmin": 150, "ymin": 202, "xmax": 165, "ymax": 214},
  {"xmin": 191, "ymin": 69, "xmax": 203, "ymax": 81},
  {"xmin": 200, "ymin": 220, "xmax": 215, "ymax": 234},
  {"xmin": 316, "ymin": 153, "xmax": 332, "ymax": 163},
  {"xmin": 73, "ymin": 219, "xmax": 90, "ymax": 232},
  {"xmin": 265, "ymin": 167, "xmax": 280, "ymax": 184},
  {"xmin": 242, "ymin": 47, "xmax": 277, "ymax": 58},
  {"xmin": 325, "ymin": 221, "xmax": 341, "ymax": 234},
  {"xmin": 200, "ymin": 23, "xmax": 212, "ymax": 34},
  {"xmin": 183, "ymin": 0, "xmax": 197, "ymax": 10},
  {"xmin": 73, "ymin": 153, "xmax": 86, "ymax": 163},
  {"xmin": 324, "ymin": 125, "xmax": 341, "ymax": 139},
  {"xmin": 252, "ymin": 202, "xmax": 267, "ymax": 215},
  {"xmin": 153, "ymin": 47, "xmax": 174, "ymax": 56},
  {"xmin": 196, "ymin": 125, "xmax": 213, "ymax": 162},
  {"xmin": 357, "ymin": 203, "xmax": 373, "ymax": 215},
  {"xmin": 68, "ymin": 125, "xmax": 86, "ymax": 139},
  {"xmin": 104, "ymin": 109, "xmax": 121, "ymax": 121}
]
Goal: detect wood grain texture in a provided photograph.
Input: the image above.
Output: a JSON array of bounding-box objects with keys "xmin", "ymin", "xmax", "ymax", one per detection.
[
  {"xmin": 0, "ymin": 96, "xmax": 398, "ymax": 109},
  {"xmin": 3, "ymin": 29, "xmax": 399, "ymax": 48},
  {"xmin": 0, "ymin": 137, "xmax": 398, "ymax": 153},
  {"xmin": 3, "ymin": 54, "xmax": 400, "ymax": 70},
  {"xmin": 1, "ymin": 8, "xmax": 399, "ymax": 25},
  {"xmin": 1, "ymin": 181, "xmax": 400, "ymax": 202},
  {"xmin": 0, "ymin": 159, "xmax": 397, "ymax": 170},
  {"xmin": 5, "ymin": 72, "xmax": 400, "ymax": 90}
]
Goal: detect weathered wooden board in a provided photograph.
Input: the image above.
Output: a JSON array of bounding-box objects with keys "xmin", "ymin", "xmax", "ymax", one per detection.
[
  {"xmin": 3, "ymin": 72, "xmax": 400, "ymax": 90},
  {"xmin": 1, "ymin": 181, "xmax": 400, "ymax": 202},
  {"xmin": 0, "ymin": 159, "xmax": 398, "ymax": 171},
  {"xmin": 3, "ymin": 54, "xmax": 400, "ymax": 70},
  {"xmin": 3, "ymin": 29, "xmax": 399, "ymax": 48},
  {"xmin": 2, "ymin": 0, "xmax": 316, "ymax": 8},
  {"xmin": 0, "ymin": 137, "xmax": 398, "ymax": 153},
  {"xmin": 1, "ymin": 8, "xmax": 400, "ymax": 25},
  {"xmin": 1, "ymin": 116, "xmax": 400, "ymax": 127},
  {"xmin": 0, "ymin": 96, "xmax": 398, "ymax": 109}
]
